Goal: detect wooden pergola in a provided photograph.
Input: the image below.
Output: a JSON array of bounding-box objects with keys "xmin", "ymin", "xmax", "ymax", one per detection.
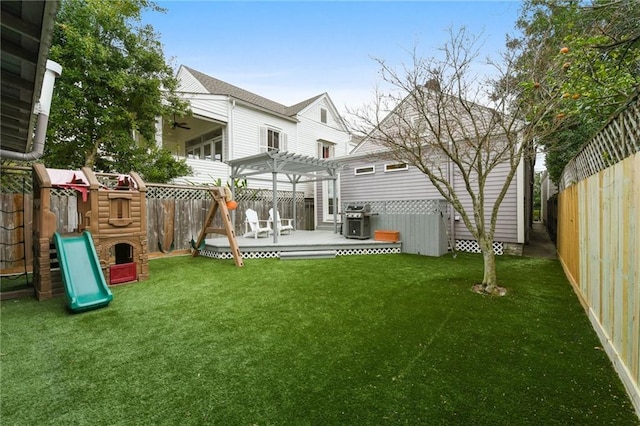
[{"xmin": 227, "ymin": 151, "xmax": 345, "ymax": 243}]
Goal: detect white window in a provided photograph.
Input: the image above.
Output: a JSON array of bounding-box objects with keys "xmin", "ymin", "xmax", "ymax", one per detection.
[
  {"xmin": 186, "ymin": 131, "xmax": 224, "ymax": 161},
  {"xmin": 384, "ymin": 163, "xmax": 408, "ymax": 172},
  {"xmin": 317, "ymin": 140, "xmax": 335, "ymax": 159},
  {"xmin": 354, "ymin": 165, "xmax": 375, "ymax": 175},
  {"xmin": 259, "ymin": 126, "xmax": 288, "ymax": 153},
  {"xmin": 320, "ymin": 108, "xmax": 327, "ymax": 124}
]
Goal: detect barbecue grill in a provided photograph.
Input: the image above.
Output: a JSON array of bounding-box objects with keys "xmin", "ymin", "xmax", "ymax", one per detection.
[{"xmin": 344, "ymin": 204, "xmax": 371, "ymax": 239}]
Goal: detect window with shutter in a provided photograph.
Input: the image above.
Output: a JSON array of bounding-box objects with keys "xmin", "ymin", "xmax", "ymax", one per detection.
[
  {"xmin": 259, "ymin": 126, "xmax": 268, "ymax": 153},
  {"xmin": 260, "ymin": 126, "xmax": 285, "ymax": 152}
]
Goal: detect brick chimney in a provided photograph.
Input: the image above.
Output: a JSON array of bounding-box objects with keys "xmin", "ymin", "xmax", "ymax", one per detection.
[{"xmin": 424, "ymin": 78, "xmax": 441, "ymax": 92}]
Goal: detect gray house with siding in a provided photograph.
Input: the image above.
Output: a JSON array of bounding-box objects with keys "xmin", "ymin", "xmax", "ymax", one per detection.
[{"xmin": 329, "ymin": 85, "xmax": 533, "ymax": 256}]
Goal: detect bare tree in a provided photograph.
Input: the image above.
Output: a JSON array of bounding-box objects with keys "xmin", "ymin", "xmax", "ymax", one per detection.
[{"xmin": 348, "ymin": 28, "xmax": 562, "ymax": 295}]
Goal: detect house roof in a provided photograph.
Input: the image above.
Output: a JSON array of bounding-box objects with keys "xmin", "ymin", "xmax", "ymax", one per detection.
[
  {"xmin": 285, "ymin": 94, "xmax": 324, "ymax": 116},
  {"xmin": 183, "ymin": 66, "xmax": 324, "ymax": 119},
  {"xmin": 351, "ymin": 84, "xmax": 522, "ymax": 154},
  {"xmin": 1, "ymin": 0, "xmax": 59, "ymax": 154}
]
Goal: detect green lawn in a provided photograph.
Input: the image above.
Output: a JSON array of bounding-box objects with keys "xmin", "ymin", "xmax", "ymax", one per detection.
[{"xmin": 1, "ymin": 254, "xmax": 637, "ymax": 425}]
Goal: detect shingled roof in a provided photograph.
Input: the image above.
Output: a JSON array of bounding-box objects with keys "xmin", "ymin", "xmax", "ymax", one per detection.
[{"xmin": 184, "ymin": 66, "xmax": 324, "ymax": 119}]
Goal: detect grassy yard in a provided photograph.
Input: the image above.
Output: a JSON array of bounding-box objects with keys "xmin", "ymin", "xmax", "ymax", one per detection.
[{"xmin": 1, "ymin": 253, "xmax": 637, "ymax": 425}]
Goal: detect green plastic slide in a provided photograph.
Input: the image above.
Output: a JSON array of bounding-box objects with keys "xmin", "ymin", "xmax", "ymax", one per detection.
[{"xmin": 53, "ymin": 231, "xmax": 113, "ymax": 313}]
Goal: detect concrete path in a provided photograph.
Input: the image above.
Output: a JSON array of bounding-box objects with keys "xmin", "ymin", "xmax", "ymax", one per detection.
[{"xmin": 523, "ymin": 222, "xmax": 557, "ymax": 259}]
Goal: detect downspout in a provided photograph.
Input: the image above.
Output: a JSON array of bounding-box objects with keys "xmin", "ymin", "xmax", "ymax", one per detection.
[
  {"xmin": 448, "ymin": 150, "xmax": 456, "ymax": 245},
  {"xmin": 1, "ymin": 60, "xmax": 63, "ymax": 161},
  {"xmin": 228, "ymin": 98, "xmax": 235, "ymax": 226}
]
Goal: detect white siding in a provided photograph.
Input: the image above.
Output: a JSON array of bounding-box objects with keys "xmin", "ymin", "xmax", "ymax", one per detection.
[
  {"xmin": 172, "ymin": 158, "xmax": 229, "ymax": 186},
  {"xmin": 177, "ymin": 67, "xmax": 208, "ymax": 93},
  {"xmin": 230, "ymin": 105, "xmax": 297, "ymax": 159},
  {"xmin": 296, "ymin": 97, "xmax": 351, "ymax": 216},
  {"xmin": 187, "ymin": 95, "xmax": 228, "ymax": 123},
  {"xmin": 224, "ymin": 103, "xmax": 298, "ymax": 191}
]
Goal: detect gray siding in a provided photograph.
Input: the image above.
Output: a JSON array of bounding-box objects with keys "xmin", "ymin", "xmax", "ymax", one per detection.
[
  {"xmin": 340, "ymin": 159, "xmax": 441, "ymax": 201},
  {"xmin": 369, "ymin": 212, "xmax": 448, "ymax": 256},
  {"xmin": 340, "ymin": 155, "xmax": 520, "ymax": 244},
  {"xmin": 337, "ymin": 199, "xmax": 449, "ymax": 257},
  {"xmin": 452, "ymin": 160, "xmax": 519, "ymax": 243}
]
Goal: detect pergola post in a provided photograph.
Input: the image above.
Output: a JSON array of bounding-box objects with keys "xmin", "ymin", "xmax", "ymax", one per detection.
[
  {"xmin": 292, "ymin": 177, "xmax": 297, "ymax": 231},
  {"xmin": 272, "ymin": 167, "xmax": 278, "ymax": 244},
  {"xmin": 227, "ymin": 151, "xmax": 344, "ymax": 241}
]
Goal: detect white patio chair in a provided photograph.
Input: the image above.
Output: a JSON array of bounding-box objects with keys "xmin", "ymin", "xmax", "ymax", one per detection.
[
  {"xmin": 244, "ymin": 209, "xmax": 271, "ymax": 239},
  {"xmin": 268, "ymin": 208, "xmax": 294, "ymax": 235}
]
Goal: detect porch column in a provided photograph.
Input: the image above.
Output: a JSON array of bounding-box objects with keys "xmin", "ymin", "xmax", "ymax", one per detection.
[{"xmin": 332, "ymin": 176, "xmax": 338, "ymax": 234}]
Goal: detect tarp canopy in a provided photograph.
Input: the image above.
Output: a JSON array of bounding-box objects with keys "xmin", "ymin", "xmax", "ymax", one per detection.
[{"xmin": 227, "ymin": 151, "xmax": 345, "ymax": 242}]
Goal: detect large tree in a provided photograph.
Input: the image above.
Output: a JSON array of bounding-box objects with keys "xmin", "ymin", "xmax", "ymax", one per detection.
[
  {"xmin": 349, "ymin": 28, "xmax": 564, "ymax": 294},
  {"xmin": 45, "ymin": 0, "xmax": 190, "ymax": 183},
  {"xmin": 510, "ymin": 0, "xmax": 640, "ymax": 182}
]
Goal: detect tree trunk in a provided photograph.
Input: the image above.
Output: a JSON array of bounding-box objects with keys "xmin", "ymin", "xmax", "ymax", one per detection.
[
  {"xmin": 85, "ymin": 143, "xmax": 98, "ymax": 169},
  {"xmin": 479, "ymin": 237, "xmax": 498, "ymax": 294}
]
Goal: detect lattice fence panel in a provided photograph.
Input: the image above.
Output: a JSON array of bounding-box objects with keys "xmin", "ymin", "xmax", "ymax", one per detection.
[
  {"xmin": 0, "ymin": 167, "xmax": 32, "ymax": 194},
  {"xmin": 199, "ymin": 247, "xmax": 401, "ymax": 260},
  {"xmin": 455, "ymin": 239, "xmax": 504, "ymax": 255},
  {"xmin": 342, "ymin": 199, "xmax": 446, "ymax": 215},
  {"xmin": 560, "ymin": 92, "xmax": 639, "ymax": 190},
  {"xmin": 146, "ymin": 184, "xmax": 211, "ymax": 200}
]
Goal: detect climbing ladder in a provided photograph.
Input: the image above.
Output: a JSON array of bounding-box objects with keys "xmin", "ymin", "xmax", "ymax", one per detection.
[
  {"xmin": 0, "ymin": 167, "xmax": 33, "ymax": 298},
  {"xmin": 192, "ymin": 187, "xmax": 244, "ymax": 267}
]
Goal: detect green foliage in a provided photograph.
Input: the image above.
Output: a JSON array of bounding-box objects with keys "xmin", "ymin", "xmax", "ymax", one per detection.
[
  {"xmin": 533, "ymin": 171, "xmax": 542, "ymax": 210},
  {"xmin": 1, "ymin": 255, "xmax": 636, "ymax": 423},
  {"xmin": 45, "ymin": 0, "xmax": 191, "ymax": 183},
  {"xmin": 510, "ymin": 0, "xmax": 640, "ymax": 182},
  {"xmin": 127, "ymin": 145, "xmax": 191, "ymax": 183}
]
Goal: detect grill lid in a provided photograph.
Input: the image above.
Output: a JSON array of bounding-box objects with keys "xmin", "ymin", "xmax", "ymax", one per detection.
[{"xmin": 345, "ymin": 204, "xmax": 371, "ymax": 213}]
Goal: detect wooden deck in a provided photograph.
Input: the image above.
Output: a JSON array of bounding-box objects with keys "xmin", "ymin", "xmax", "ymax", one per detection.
[{"xmin": 202, "ymin": 230, "xmax": 401, "ymax": 260}]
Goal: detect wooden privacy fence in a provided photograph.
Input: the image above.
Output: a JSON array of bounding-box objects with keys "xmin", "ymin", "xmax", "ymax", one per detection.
[
  {"xmin": 146, "ymin": 184, "xmax": 305, "ymax": 254},
  {"xmin": 556, "ymin": 91, "xmax": 640, "ymax": 416},
  {"xmin": 0, "ymin": 166, "xmax": 32, "ymax": 276}
]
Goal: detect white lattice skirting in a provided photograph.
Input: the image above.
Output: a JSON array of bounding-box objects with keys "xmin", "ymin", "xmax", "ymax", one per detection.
[
  {"xmin": 455, "ymin": 240, "xmax": 504, "ymax": 255},
  {"xmin": 199, "ymin": 247, "xmax": 401, "ymax": 260}
]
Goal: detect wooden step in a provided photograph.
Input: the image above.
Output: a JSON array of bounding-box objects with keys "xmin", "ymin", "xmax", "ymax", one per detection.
[{"xmin": 279, "ymin": 250, "xmax": 336, "ymax": 260}]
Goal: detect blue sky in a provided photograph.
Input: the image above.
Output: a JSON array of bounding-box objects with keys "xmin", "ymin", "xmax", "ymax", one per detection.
[{"xmin": 142, "ymin": 1, "xmax": 523, "ymax": 115}]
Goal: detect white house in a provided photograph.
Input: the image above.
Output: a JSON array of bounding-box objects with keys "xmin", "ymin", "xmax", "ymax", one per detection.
[{"xmin": 159, "ymin": 66, "xmax": 351, "ymax": 201}]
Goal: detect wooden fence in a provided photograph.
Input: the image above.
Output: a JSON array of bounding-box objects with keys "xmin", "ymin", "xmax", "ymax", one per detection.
[
  {"xmin": 145, "ymin": 184, "xmax": 305, "ymax": 254},
  {"xmin": 556, "ymin": 91, "xmax": 640, "ymax": 416},
  {"xmin": 0, "ymin": 170, "xmax": 305, "ymax": 272}
]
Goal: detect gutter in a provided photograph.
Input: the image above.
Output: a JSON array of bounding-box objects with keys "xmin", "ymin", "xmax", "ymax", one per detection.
[{"xmin": 1, "ymin": 60, "xmax": 62, "ymax": 161}]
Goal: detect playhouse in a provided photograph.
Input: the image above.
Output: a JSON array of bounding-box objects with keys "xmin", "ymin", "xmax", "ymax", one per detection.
[{"xmin": 32, "ymin": 163, "xmax": 148, "ymax": 300}]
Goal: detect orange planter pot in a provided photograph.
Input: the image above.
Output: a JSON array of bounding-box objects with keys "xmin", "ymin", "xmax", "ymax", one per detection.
[{"xmin": 374, "ymin": 230, "xmax": 400, "ymax": 242}]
